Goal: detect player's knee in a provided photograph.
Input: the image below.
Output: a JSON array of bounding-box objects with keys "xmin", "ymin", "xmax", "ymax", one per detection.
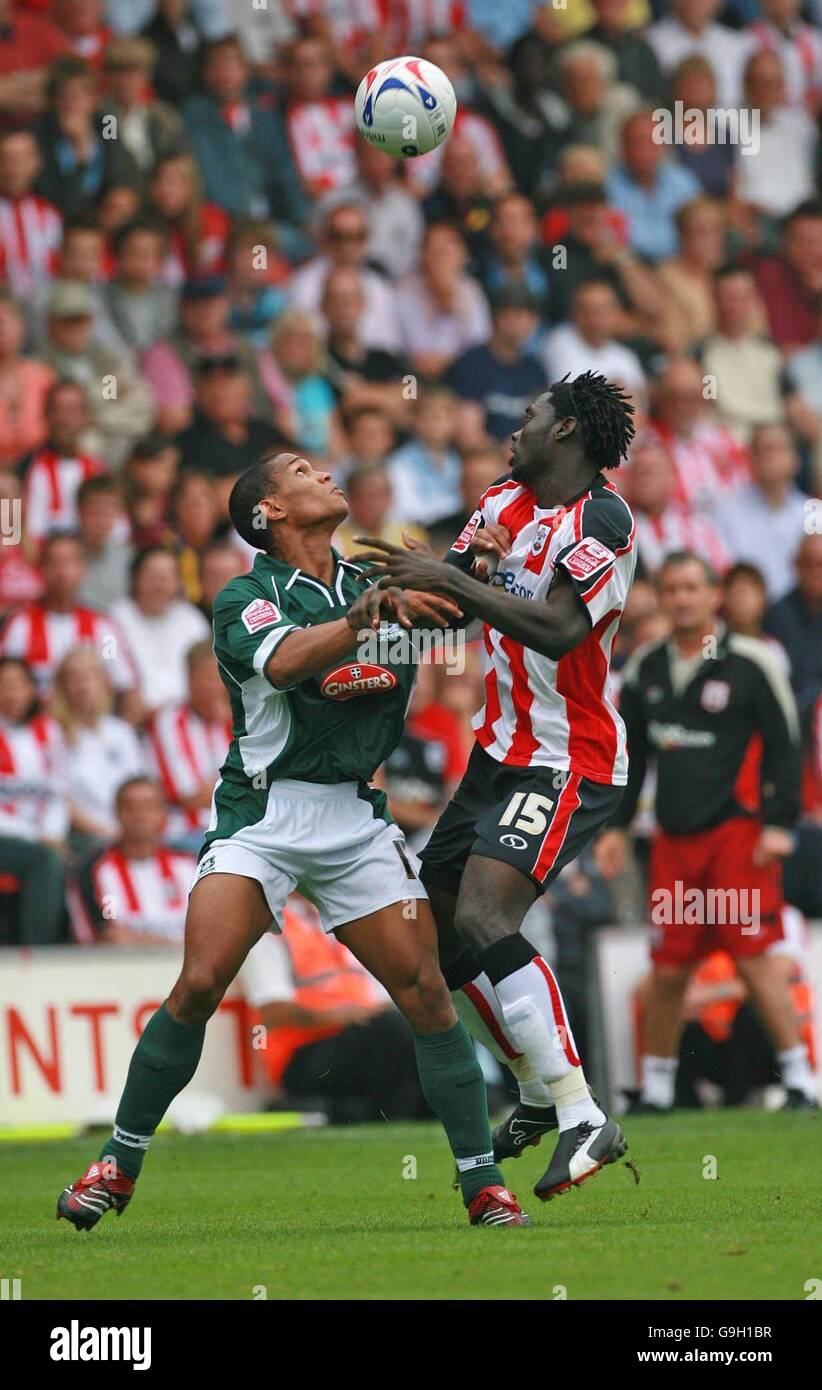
[
  {"xmin": 395, "ymin": 957, "xmax": 453, "ymax": 1031},
  {"xmin": 171, "ymin": 962, "xmax": 227, "ymax": 1023}
]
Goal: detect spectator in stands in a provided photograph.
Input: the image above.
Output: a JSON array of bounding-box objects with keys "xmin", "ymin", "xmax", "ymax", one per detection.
[
  {"xmin": 259, "ymin": 310, "xmax": 343, "ymax": 463},
  {"xmin": 765, "ymin": 533, "xmax": 822, "ymax": 727},
  {"xmin": 698, "ymin": 265, "xmax": 784, "ymax": 444},
  {"xmin": 606, "ymin": 109, "xmax": 702, "ymax": 264},
  {"xmin": 750, "ymin": 0, "xmax": 822, "ymax": 114},
  {"xmin": 396, "ymin": 222, "xmax": 492, "ymax": 379},
  {"xmin": 225, "ymin": 220, "xmax": 287, "ymax": 349},
  {"xmin": 479, "ymin": 190, "xmax": 548, "ymax": 311},
  {"xmin": 339, "ymin": 404, "xmax": 397, "ymax": 477},
  {"xmin": 448, "ymin": 282, "xmax": 546, "ymax": 445},
  {"xmin": 289, "ymin": 199, "xmax": 403, "ymax": 354},
  {"xmin": 785, "ymin": 300, "xmax": 822, "ymax": 491},
  {"xmin": 196, "ymin": 539, "xmax": 247, "ymax": 621},
  {"xmin": 281, "ymin": 34, "xmax": 356, "ymax": 197},
  {"xmin": 239, "ymin": 895, "xmax": 427, "ymax": 1123},
  {"xmin": 140, "ymin": 0, "xmax": 202, "ymax": 109},
  {"xmin": 0, "ymin": 0, "xmax": 67, "ymax": 124},
  {"xmin": 421, "ymin": 133, "xmax": 494, "ymax": 262},
  {"xmin": 182, "ymin": 35, "xmax": 305, "ymax": 229},
  {"xmin": 170, "ymin": 470, "xmax": 223, "ymax": 601},
  {"xmin": 34, "ymin": 56, "xmax": 140, "ymax": 220},
  {"xmin": 543, "ymin": 278, "xmax": 646, "ymax": 392},
  {"xmin": 0, "ymin": 530, "xmax": 137, "ymax": 703},
  {"xmin": 722, "ymin": 562, "xmax": 791, "ymax": 673},
  {"xmin": 40, "ymin": 279, "xmax": 154, "ymax": 468},
  {"xmin": 101, "ymin": 35, "xmax": 187, "ymax": 177},
  {"xmin": 478, "ymin": 30, "xmax": 566, "ymax": 197},
  {"xmin": 21, "ymin": 380, "xmax": 104, "ymax": 548},
  {"xmin": 104, "ymin": 219, "xmax": 177, "ymax": 352},
  {"xmin": 351, "ymin": 141, "xmax": 424, "ymax": 281},
  {"xmin": 670, "ymin": 56, "xmax": 735, "ymax": 198},
  {"xmin": 0, "ymin": 656, "xmax": 67, "ymax": 945},
  {"xmin": 29, "ymin": 216, "xmax": 126, "ymax": 355},
  {"xmin": 320, "ymin": 267, "xmax": 408, "ymax": 427},
  {"xmin": 581, "ymin": 0, "xmax": 665, "ymax": 102},
  {"xmin": 53, "ymin": 645, "xmax": 146, "ymax": 848},
  {"xmin": 649, "ymin": 357, "xmax": 751, "ymax": 516},
  {"xmin": 72, "ymin": 776, "xmax": 195, "ymax": 945},
  {"xmin": 141, "ymin": 274, "xmax": 266, "ymax": 436},
  {"xmin": 647, "ymin": 0, "xmax": 755, "ymax": 108},
  {"xmin": 111, "ymin": 545, "xmax": 210, "ymax": 715},
  {"xmin": 0, "ymin": 129, "xmax": 62, "ymax": 300},
  {"xmin": 148, "ymin": 153, "xmax": 230, "ymax": 290},
  {"xmin": 76, "ymin": 473, "xmax": 133, "ymax": 608},
  {"xmin": 0, "ymin": 292, "xmax": 53, "ymax": 466},
  {"xmin": 751, "ymin": 198, "xmax": 822, "ymax": 353},
  {"xmin": 387, "ymin": 386, "xmax": 463, "ymax": 526},
  {"xmin": 656, "ymin": 196, "xmax": 727, "ymax": 352},
  {"xmin": 122, "ymin": 432, "xmax": 178, "ymax": 549},
  {"xmin": 333, "ymin": 465, "xmax": 427, "ymax": 558},
  {"xmin": 625, "ymin": 434, "xmax": 729, "ymax": 578},
  {"xmin": 713, "ymin": 424, "xmax": 809, "ymax": 601},
  {"xmin": 53, "ymin": 0, "xmax": 110, "ymax": 67},
  {"xmin": 734, "ymin": 48, "xmax": 817, "ymax": 221},
  {"xmin": 174, "ymin": 354, "xmax": 289, "ymax": 478},
  {"xmin": 556, "ymin": 40, "xmax": 641, "ymax": 169},
  {"xmin": 0, "ymin": 470, "xmax": 42, "ymax": 614},
  {"xmin": 147, "ymin": 639, "xmax": 231, "ymax": 850}
]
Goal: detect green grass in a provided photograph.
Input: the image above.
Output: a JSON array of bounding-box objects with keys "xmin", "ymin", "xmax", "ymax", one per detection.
[{"xmin": 1, "ymin": 1111, "xmax": 819, "ymax": 1300}]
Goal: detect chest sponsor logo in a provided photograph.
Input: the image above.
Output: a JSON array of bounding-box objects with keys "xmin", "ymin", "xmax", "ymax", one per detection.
[
  {"xmin": 320, "ymin": 663, "xmax": 399, "ymax": 701},
  {"xmin": 563, "ymin": 537, "xmax": 615, "ymax": 582},
  {"xmin": 649, "ymin": 720, "xmax": 717, "ymax": 750},
  {"xmin": 494, "ymin": 570, "xmax": 535, "ymax": 599},
  {"xmin": 241, "ymin": 598, "xmax": 281, "ymax": 634},
  {"xmin": 450, "ymin": 509, "xmax": 482, "ymax": 554},
  {"xmin": 701, "ymin": 679, "xmax": 730, "ymax": 713}
]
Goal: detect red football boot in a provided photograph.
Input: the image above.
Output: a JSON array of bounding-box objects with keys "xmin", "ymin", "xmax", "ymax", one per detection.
[
  {"xmin": 467, "ymin": 1185, "xmax": 533, "ymax": 1227},
  {"xmin": 56, "ymin": 1158, "xmax": 136, "ymax": 1231}
]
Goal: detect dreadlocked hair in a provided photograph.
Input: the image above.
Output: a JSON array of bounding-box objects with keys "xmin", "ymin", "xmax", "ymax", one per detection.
[{"xmin": 558, "ymin": 371, "xmax": 636, "ymax": 471}]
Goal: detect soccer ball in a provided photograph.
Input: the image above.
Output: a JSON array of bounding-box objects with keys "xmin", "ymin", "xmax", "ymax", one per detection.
[{"xmin": 354, "ymin": 56, "xmax": 457, "ymax": 158}]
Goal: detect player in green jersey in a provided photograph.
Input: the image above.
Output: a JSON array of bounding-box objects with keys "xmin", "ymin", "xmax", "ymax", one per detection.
[{"xmin": 57, "ymin": 450, "xmax": 531, "ymax": 1230}]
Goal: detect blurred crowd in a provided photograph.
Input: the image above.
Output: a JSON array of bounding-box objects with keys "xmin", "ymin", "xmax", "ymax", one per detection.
[{"xmin": 2, "ymin": 0, "xmax": 822, "ymax": 1107}]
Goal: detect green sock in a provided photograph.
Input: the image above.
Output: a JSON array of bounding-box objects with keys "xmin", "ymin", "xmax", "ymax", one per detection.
[
  {"xmin": 98, "ymin": 1003, "xmax": 205, "ymax": 1181},
  {"xmin": 413, "ymin": 1020, "xmax": 504, "ymax": 1204}
]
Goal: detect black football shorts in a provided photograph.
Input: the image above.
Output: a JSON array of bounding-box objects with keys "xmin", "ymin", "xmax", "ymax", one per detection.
[{"xmin": 419, "ymin": 741, "xmax": 624, "ymax": 895}]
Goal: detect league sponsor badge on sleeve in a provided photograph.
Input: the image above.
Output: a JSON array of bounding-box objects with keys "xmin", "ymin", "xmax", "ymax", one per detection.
[
  {"xmin": 562, "ymin": 537, "xmax": 616, "ymax": 581},
  {"xmin": 241, "ymin": 598, "xmax": 281, "ymax": 634}
]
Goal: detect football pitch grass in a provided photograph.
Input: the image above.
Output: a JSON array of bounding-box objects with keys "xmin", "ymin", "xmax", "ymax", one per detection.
[{"xmin": 1, "ymin": 1110, "xmax": 819, "ymax": 1301}]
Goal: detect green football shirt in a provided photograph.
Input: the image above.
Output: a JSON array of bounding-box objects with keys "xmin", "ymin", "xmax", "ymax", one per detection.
[{"xmin": 209, "ymin": 548, "xmax": 417, "ymax": 798}]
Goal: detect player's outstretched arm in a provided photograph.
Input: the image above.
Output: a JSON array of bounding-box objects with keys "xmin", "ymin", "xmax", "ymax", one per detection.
[{"xmin": 352, "ymin": 538, "xmax": 589, "ymax": 660}]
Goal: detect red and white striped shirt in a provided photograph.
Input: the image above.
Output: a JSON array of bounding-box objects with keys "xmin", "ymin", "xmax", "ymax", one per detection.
[
  {"xmin": 72, "ymin": 845, "xmax": 195, "ymax": 944},
  {"xmin": 286, "ymin": 97, "xmax": 357, "ymax": 195},
  {"xmin": 23, "ymin": 448, "xmax": 105, "ymax": 544},
  {"xmin": 0, "ymin": 712, "xmax": 68, "ymax": 842},
  {"xmin": 0, "ymin": 603, "xmax": 137, "ymax": 695},
  {"xmin": 148, "ymin": 701, "xmax": 231, "ymax": 833},
  {"xmin": 0, "ymin": 194, "xmax": 62, "ymax": 299},
  {"xmin": 449, "ymin": 477, "xmax": 637, "ymax": 784},
  {"xmin": 649, "ymin": 419, "xmax": 751, "ymax": 519},
  {"xmin": 635, "ymin": 507, "xmax": 730, "ymax": 577}
]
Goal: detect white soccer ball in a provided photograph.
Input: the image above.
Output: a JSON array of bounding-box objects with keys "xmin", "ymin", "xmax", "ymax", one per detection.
[{"xmin": 354, "ymin": 55, "xmax": 457, "ymax": 158}]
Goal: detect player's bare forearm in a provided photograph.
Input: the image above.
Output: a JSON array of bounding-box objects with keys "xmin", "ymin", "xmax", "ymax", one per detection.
[
  {"xmin": 265, "ymin": 618, "xmax": 360, "ymax": 689},
  {"xmin": 449, "ymin": 567, "xmax": 589, "ymax": 659}
]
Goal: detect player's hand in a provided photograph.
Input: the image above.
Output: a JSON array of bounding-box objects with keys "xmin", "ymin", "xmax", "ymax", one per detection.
[
  {"xmin": 752, "ymin": 826, "xmax": 795, "ymax": 866},
  {"xmin": 345, "ymin": 583, "xmax": 399, "ymax": 633},
  {"xmin": 351, "ymin": 536, "xmax": 459, "ymax": 599},
  {"xmin": 393, "ymin": 589, "xmax": 464, "ymax": 628},
  {"xmin": 471, "ymin": 523, "xmax": 511, "ymax": 581},
  {"xmin": 592, "ymin": 827, "xmax": 629, "ymax": 879}
]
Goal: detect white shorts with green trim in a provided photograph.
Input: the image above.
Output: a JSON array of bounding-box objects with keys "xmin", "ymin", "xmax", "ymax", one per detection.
[{"xmin": 189, "ymin": 778, "xmax": 427, "ymax": 933}]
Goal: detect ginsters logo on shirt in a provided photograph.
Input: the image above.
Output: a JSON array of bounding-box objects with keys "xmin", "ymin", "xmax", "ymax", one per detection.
[{"xmin": 320, "ymin": 663, "xmax": 398, "ymax": 701}]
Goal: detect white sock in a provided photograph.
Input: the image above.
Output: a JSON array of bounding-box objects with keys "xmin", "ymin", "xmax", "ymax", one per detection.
[
  {"xmin": 492, "ymin": 957, "xmax": 603, "ymax": 1131},
  {"xmin": 453, "ymin": 975, "xmax": 554, "ymax": 1108},
  {"xmin": 778, "ymin": 1045, "xmax": 817, "ymax": 1101},
  {"xmin": 641, "ymin": 1055, "xmax": 677, "ymax": 1109}
]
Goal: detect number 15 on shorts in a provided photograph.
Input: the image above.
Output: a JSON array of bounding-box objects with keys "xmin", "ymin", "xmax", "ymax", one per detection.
[{"xmin": 499, "ymin": 792, "xmax": 555, "ymax": 836}]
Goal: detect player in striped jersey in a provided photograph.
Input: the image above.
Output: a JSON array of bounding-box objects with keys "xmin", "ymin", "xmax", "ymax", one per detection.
[{"xmin": 355, "ymin": 372, "xmax": 637, "ymax": 1202}]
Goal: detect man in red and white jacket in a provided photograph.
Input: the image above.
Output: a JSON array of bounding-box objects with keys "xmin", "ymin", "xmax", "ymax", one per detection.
[
  {"xmin": 147, "ymin": 640, "xmax": 232, "ymax": 848},
  {"xmin": 0, "ymin": 532, "xmax": 138, "ymax": 709},
  {"xmin": 21, "ymin": 380, "xmax": 105, "ymax": 548},
  {"xmin": 0, "ymin": 128, "xmax": 62, "ymax": 299},
  {"xmin": 71, "ymin": 777, "xmax": 195, "ymax": 945}
]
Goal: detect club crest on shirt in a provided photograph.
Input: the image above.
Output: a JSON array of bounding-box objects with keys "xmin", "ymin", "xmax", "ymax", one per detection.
[
  {"xmin": 531, "ymin": 523, "xmax": 549, "ymax": 556},
  {"xmin": 701, "ymin": 679, "xmax": 730, "ymax": 713},
  {"xmin": 563, "ymin": 537, "xmax": 615, "ymax": 581},
  {"xmin": 450, "ymin": 509, "xmax": 482, "ymax": 554},
  {"xmin": 320, "ymin": 663, "xmax": 398, "ymax": 700},
  {"xmin": 241, "ymin": 598, "xmax": 281, "ymax": 633}
]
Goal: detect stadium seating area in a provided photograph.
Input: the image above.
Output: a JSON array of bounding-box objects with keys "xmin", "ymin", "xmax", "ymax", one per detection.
[{"xmin": 0, "ymin": 0, "xmax": 821, "ymax": 980}]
